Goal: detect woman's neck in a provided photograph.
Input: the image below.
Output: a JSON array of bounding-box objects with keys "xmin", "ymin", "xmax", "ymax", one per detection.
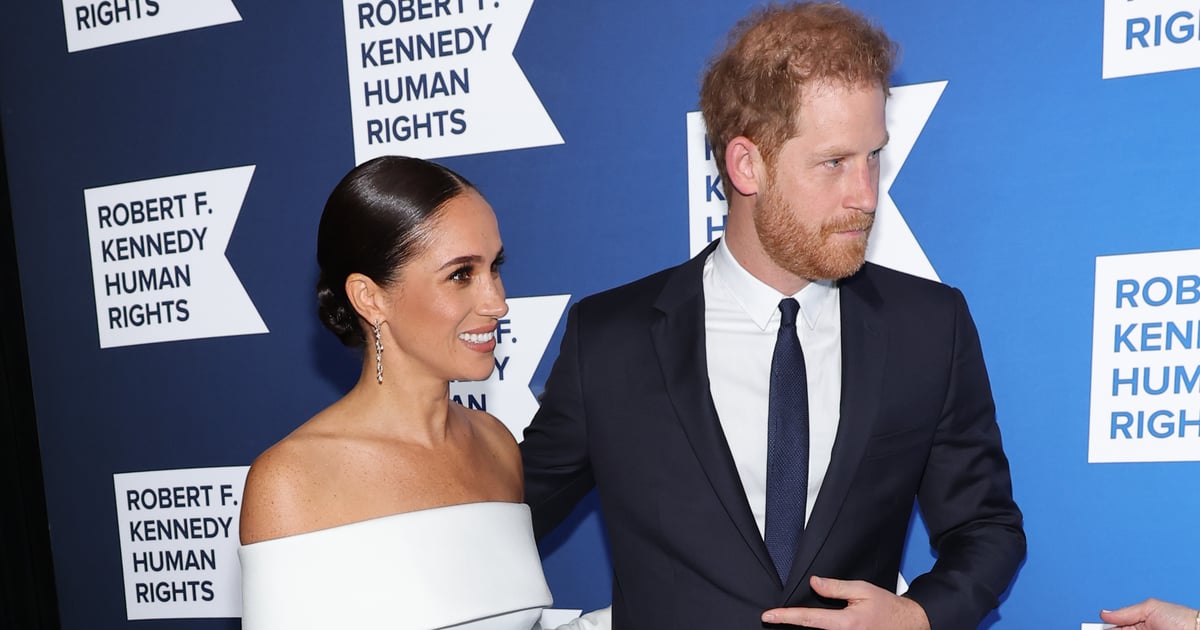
[{"xmin": 341, "ymin": 358, "xmax": 456, "ymax": 446}]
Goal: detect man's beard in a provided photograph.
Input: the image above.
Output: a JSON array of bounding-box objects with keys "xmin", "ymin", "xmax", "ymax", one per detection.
[{"xmin": 753, "ymin": 185, "xmax": 874, "ymax": 282}]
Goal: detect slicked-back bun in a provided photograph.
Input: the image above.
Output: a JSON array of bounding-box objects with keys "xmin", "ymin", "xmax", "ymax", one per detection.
[{"xmin": 315, "ymin": 156, "xmax": 473, "ymax": 347}]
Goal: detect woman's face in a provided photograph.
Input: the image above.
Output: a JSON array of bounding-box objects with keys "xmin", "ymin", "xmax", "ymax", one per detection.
[{"xmin": 381, "ymin": 190, "xmax": 508, "ymax": 383}]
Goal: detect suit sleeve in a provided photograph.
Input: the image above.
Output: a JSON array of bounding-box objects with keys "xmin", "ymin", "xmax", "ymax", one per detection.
[
  {"xmin": 902, "ymin": 289, "xmax": 1026, "ymax": 630},
  {"xmin": 520, "ymin": 303, "xmax": 596, "ymax": 540}
]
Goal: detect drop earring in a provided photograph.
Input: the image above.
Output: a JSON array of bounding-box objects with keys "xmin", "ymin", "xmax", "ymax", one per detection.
[{"xmin": 374, "ymin": 319, "xmax": 384, "ymax": 384}]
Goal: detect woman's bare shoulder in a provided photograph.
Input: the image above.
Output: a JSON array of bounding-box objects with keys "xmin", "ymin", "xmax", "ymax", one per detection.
[
  {"xmin": 458, "ymin": 406, "xmax": 522, "ymax": 492},
  {"xmin": 239, "ymin": 412, "xmax": 346, "ymax": 544},
  {"xmin": 463, "ymin": 407, "xmax": 519, "ymax": 453}
]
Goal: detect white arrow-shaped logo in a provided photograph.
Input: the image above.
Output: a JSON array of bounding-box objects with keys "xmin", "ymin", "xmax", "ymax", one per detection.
[
  {"xmin": 84, "ymin": 165, "xmax": 267, "ymax": 348},
  {"xmin": 866, "ymin": 80, "xmax": 946, "ymax": 282},
  {"xmin": 342, "ymin": 0, "xmax": 563, "ymax": 163},
  {"xmin": 62, "ymin": 0, "xmax": 242, "ymax": 52}
]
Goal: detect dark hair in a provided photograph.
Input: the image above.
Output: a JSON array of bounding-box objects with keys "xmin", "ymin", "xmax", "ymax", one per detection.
[
  {"xmin": 700, "ymin": 2, "xmax": 897, "ymax": 196},
  {"xmin": 316, "ymin": 156, "xmax": 474, "ymax": 347}
]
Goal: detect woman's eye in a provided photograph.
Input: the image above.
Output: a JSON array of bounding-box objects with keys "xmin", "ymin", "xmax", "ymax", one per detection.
[{"xmin": 450, "ymin": 267, "xmax": 473, "ymax": 282}]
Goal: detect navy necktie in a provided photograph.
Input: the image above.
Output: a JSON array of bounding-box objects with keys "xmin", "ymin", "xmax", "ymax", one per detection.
[{"xmin": 765, "ymin": 297, "xmax": 809, "ymax": 584}]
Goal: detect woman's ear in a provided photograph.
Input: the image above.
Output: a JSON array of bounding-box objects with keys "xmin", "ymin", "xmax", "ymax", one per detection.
[
  {"xmin": 345, "ymin": 273, "xmax": 386, "ymax": 324},
  {"xmin": 724, "ymin": 136, "xmax": 764, "ymax": 197}
]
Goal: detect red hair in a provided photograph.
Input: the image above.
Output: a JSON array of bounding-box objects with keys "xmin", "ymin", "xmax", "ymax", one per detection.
[{"xmin": 699, "ymin": 2, "xmax": 897, "ymax": 195}]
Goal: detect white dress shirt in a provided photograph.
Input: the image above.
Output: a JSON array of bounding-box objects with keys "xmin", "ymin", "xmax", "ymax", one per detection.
[{"xmin": 703, "ymin": 239, "xmax": 842, "ymax": 538}]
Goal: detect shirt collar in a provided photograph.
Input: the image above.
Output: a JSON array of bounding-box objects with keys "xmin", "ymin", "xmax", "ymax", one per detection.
[{"xmin": 712, "ymin": 238, "xmax": 837, "ymax": 331}]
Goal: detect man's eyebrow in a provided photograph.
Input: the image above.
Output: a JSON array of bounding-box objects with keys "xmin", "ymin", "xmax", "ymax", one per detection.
[{"xmin": 815, "ymin": 134, "xmax": 890, "ymax": 159}]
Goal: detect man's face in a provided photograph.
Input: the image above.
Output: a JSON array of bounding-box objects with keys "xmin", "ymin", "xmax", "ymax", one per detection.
[{"xmin": 753, "ymin": 82, "xmax": 888, "ymax": 282}]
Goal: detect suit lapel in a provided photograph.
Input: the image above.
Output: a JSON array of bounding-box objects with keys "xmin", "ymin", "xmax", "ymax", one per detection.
[
  {"xmin": 650, "ymin": 241, "xmax": 779, "ymax": 583},
  {"xmin": 785, "ymin": 267, "xmax": 889, "ymax": 598}
]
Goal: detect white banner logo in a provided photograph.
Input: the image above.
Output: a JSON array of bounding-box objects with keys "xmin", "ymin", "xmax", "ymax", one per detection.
[
  {"xmin": 685, "ymin": 112, "xmax": 730, "ymax": 260},
  {"xmin": 1103, "ymin": 0, "xmax": 1200, "ymax": 79},
  {"xmin": 686, "ymin": 81, "xmax": 947, "ymax": 282},
  {"xmin": 342, "ymin": 0, "xmax": 563, "ymax": 163},
  {"xmin": 114, "ymin": 466, "xmax": 249, "ymax": 620},
  {"xmin": 84, "ymin": 165, "xmax": 267, "ymax": 348},
  {"xmin": 62, "ymin": 0, "xmax": 242, "ymax": 53},
  {"xmin": 449, "ymin": 294, "xmax": 569, "ymax": 440},
  {"xmin": 1089, "ymin": 249, "xmax": 1200, "ymax": 463}
]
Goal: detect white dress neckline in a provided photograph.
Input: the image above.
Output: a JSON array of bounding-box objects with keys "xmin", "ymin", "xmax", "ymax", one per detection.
[{"xmin": 239, "ymin": 501, "xmax": 552, "ymax": 629}]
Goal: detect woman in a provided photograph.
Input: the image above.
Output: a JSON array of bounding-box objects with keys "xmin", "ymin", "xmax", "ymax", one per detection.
[{"xmin": 238, "ymin": 156, "xmax": 586, "ymax": 629}]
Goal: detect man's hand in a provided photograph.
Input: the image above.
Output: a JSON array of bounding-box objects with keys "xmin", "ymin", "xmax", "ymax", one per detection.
[
  {"xmin": 761, "ymin": 576, "xmax": 930, "ymax": 629},
  {"xmin": 1101, "ymin": 599, "xmax": 1198, "ymax": 630}
]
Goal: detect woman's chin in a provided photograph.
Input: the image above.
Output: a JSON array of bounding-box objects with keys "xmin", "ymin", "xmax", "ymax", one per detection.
[{"xmin": 457, "ymin": 364, "xmax": 498, "ymax": 384}]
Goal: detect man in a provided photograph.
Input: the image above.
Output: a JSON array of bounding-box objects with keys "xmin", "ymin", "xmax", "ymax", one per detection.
[{"xmin": 521, "ymin": 3, "xmax": 1025, "ymax": 628}]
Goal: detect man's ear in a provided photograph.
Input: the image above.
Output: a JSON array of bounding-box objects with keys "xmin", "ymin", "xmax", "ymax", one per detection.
[
  {"xmin": 345, "ymin": 273, "xmax": 387, "ymax": 324},
  {"xmin": 724, "ymin": 136, "xmax": 764, "ymax": 197}
]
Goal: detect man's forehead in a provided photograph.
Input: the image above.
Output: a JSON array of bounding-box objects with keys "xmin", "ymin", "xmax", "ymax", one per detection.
[{"xmin": 795, "ymin": 79, "xmax": 887, "ymax": 104}]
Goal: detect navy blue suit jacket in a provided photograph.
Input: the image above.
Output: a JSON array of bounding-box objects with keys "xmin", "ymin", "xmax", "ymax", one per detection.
[{"xmin": 521, "ymin": 242, "xmax": 1025, "ymax": 629}]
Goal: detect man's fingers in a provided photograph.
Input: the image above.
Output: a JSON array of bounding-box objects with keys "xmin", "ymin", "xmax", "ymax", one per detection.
[
  {"xmin": 760, "ymin": 578, "xmax": 894, "ymax": 627},
  {"xmin": 762, "ymin": 606, "xmax": 840, "ymax": 628},
  {"xmin": 760, "ymin": 578, "xmax": 868, "ymax": 628},
  {"xmin": 809, "ymin": 575, "xmax": 871, "ymax": 601}
]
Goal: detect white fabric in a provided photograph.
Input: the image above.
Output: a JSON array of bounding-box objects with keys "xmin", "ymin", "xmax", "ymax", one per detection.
[
  {"xmin": 703, "ymin": 238, "xmax": 843, "ymax": 537},
  {"xmin": 239, "ymin": 501, "xmax": 553, "ymax": 630},
  {"xmin": 544, "ymin": 607, "xmax": 613, "ymax": 630}
]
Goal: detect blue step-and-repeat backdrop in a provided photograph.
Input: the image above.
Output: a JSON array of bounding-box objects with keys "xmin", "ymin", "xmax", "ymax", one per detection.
[{"xmin": 2, "ymin": 1, "xmax": 1199, "ymax": 628}]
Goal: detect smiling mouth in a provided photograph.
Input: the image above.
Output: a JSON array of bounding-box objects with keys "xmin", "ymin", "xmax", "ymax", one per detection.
[{"xmin": 458, "ymin": 330, "xmax": 497, "ymax": 344}]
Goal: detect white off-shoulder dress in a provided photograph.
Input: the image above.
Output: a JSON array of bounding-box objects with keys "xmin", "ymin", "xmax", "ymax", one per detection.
[{"xmin": 239, "ymin": 502, "xmax": 554, "ymax": 630}]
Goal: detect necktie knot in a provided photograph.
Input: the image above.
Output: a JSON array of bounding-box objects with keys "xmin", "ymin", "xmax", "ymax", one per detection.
[{"xmin": 778, "ymin": 298, "xmax": 800, "ymax": 329}]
